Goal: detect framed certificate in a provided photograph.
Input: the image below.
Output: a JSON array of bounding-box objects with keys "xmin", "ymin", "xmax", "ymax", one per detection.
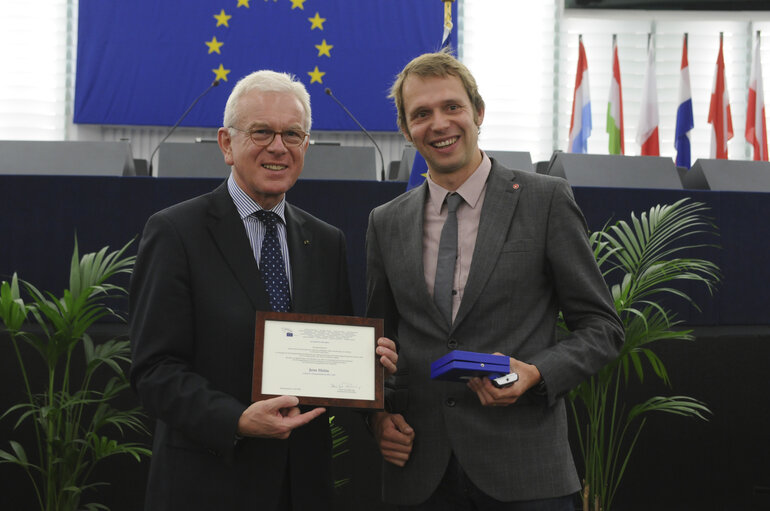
[{"xmin": 252, "ymin": 311, "xmax": 384, "ymax": 409}]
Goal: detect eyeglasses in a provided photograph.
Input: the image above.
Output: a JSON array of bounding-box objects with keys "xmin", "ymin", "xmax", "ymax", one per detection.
[{"xmin": 229, "ymin": 126, "xmax": 309, "ymax": 147}]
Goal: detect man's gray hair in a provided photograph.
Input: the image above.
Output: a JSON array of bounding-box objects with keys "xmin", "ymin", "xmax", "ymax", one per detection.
[{"xmin": 222, "ymin": 70, "xmax": 312, "ymax": 131}]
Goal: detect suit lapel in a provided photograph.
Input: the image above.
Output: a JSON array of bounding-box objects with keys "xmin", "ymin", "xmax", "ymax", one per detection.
[
  {"xmin": 206, "ymin": 182, "xmax": 268, "ymax": 310},
  {"xmin": 396, "ymin": 184, "xmax": 448, "ymax": 329},
  {"xmin": 284, "ymin": 203, "xmax": 311, "ymax": 312},
  {"xmin": 452, "ymin": 164, "xmax": 521, "ymax": 330}
]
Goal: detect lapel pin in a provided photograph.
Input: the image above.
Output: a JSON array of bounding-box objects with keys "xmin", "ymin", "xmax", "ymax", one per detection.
[
  {"xmin": 304, "ymin": 240, "xmax": 311, "ymax": 245},
  {"xmin": 512, "ymin": 183, "xmax": 520, "ymax": 190}
]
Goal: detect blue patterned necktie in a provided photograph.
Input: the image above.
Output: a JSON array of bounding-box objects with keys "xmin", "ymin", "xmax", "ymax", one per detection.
[{"xmin": 254, "ymin": 210, "xmax": 292, "ymax": 313}]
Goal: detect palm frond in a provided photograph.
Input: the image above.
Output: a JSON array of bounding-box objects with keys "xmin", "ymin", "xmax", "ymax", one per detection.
[
  {"xmin": 567, "ymin": 198, "xmax": 720, "ymax": 511},
  {"xmin": 0, "ymin": 238, "xmax": 149, "ymax": 511}
]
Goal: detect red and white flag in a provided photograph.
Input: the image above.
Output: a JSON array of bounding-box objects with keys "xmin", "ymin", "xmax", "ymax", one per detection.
[
  {"xmin": 636, "ymin": 35, "xmax": 659, "ymax": 156},
  {"xmin": 708, "ymin": 33, "xmax": 733, "ymax": 159},
  {"xmin": 746, "ymin": 33, "xmax": 768, "ymax": 161}
]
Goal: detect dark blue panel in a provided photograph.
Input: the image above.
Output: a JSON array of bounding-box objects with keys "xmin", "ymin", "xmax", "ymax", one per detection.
[{"xmin": 1, "ymin": 176, "xmax": 766, "ymax": 326}]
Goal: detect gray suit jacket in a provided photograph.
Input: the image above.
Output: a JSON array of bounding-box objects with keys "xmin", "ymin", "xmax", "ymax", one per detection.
[{"xmin": 366, "ymin": 160, "xmax": 623, "ymax": 504}]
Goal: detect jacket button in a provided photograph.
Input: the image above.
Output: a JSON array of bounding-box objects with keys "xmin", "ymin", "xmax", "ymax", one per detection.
[
  {"xmin": 447, "ymin": 339, "xmax": 458, "ymax": 349},
  {"xmin": 445, "ymin": 398, "xmax": 456, "ymax": 407}
]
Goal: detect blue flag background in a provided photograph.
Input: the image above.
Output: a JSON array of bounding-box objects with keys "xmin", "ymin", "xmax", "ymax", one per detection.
[{"xmin": 74, "ymin": 0, "xmax": 456, "ymax": 131}]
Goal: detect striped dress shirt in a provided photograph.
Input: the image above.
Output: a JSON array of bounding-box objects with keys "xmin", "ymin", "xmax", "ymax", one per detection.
[{"xmin": 227, "ymin": 174, "xmax": 293, "ymax": 296}]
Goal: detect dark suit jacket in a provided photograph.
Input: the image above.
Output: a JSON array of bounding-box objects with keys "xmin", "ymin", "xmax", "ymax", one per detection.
[
  {"xmin": 366, "ymin": 160, "xmax": 624, "ymax": 504},
  {"xmin": 129, "ymin": 181, "xmax": 353, "ymax": 510}
]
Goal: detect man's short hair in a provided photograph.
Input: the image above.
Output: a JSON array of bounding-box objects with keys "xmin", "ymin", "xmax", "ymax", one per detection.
[
  {"xmin": 223, "ymin": 70, "xmax": 312, "ymax": 132},
  {"xmin": 389, "ymin": 49, "xmax": 485, "ymax": 135}
]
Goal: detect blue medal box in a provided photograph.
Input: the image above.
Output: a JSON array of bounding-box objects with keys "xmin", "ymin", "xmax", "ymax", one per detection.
[{"xmin": 430, "ymin": 350, "xmax": 510, "ymax": 382}]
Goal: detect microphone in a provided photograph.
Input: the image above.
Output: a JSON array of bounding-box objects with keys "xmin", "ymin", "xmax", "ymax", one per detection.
[
  {"xmin": 325, "ymin": 87, "xmax": 386, "ymax": 181},
  {"xmin": 148, "ymin": 79, "xmax": 220, "ymax": 176}
]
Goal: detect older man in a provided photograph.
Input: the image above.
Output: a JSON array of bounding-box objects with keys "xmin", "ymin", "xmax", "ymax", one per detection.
[{"xmin": 130, "ymin": 70, "xmax": 397, "ymax": 511}]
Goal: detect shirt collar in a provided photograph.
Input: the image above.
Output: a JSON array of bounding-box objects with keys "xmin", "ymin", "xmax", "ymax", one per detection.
[
  {"xmin": 227, "ymin": 172, "xmax": 287, "ymax": 222},
  {"xmin": 426, "ymin": 150, "xmax": 491, "ymax": 214}
]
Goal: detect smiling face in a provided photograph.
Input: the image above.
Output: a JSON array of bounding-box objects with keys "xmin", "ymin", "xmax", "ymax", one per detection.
[
  {"xmin": 401, "ymin": 73, "xmax": 484, "ymax": 190},
  {"xmin": 217, "ymin": 89, "xmax": 309, "ymax": 209}
]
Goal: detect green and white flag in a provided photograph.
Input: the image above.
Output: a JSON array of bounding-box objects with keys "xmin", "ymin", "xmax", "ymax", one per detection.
[{"xmin": 607, "ymin": 34, "xmax": 624, "ymax": 155}]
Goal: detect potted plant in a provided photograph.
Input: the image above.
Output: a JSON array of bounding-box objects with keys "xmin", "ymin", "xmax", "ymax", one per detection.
[
  {"xmin": 567, "ymin": 198, "xmax": 720, "ymax": 511},
  {"xmin": 0, "ymin": 240, "xmax": 151, "ymax": 511}
]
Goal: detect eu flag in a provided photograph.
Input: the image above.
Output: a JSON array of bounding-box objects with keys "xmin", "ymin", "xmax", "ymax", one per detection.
[{"xmin": 74, "ymin": 0, "xmax": 456, "ymax": 131}]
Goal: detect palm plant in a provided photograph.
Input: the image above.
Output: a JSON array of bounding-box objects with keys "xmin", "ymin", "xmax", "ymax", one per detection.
[
  {"xmin": 0, "ymin": 240, "xmax": 151, "ymax": 511},
  {"xmin": 567, "ymin": 198, "xmax": 720, "ymax": 511}
]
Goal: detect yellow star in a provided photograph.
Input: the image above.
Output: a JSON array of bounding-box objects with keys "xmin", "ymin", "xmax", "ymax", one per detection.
[
  {"xmin": 315, "ymin": 39, "xmax": 333, "ymax": 58},
  {"xmin": 213, "ymin": 64, "xmax": 232, "ymax": 82},
  {"xmin": 205, "ymin": 36, "xmax": 224, "ymax": 54},
  {"xmin": 308, "ymin": 66, "xmax": 326, "ymax": 84},
  {"xmin": 308, "ymin": 12, "xmax": 326, "ymax": 30},
  {"xmin": 290, "ymin": 0, "xmax": 306, "ymax": 9},
  {"xmin": 237, "ymin": 0, "xmax": 249, "ymax": 7},
  {"xmin": 214, "ymin": 9, "xmax": 232, "ymax": 27}
]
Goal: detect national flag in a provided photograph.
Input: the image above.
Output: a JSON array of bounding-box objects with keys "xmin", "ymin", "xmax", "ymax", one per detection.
[
  {"xmin": 708, "ymin": 33, "xmax": 734, "ymax": 159},
  {"xmin": 607, "ymin": 35, "xmax": 624, "ymax": 155},
  {"xmin": 637, "ymin": 35, "xmax": 659, "ymax": 156},
  {"xmin": 407, "ymin": 152, "xmax": 429, "ymax": 190},
  {"xmin": 74, "ymin": 1, "xmax": 456, "ymax": 131},
  {"xmin": 441, "ymin": 0, "xmax": 454, "ymax": 50},
  {"xmin": 675, "ymin": 34, "xmax": 695, "ymax": 169},
  {"xmin": 746, "ymin": 32, "xmax": 768, "ymax": 161},
  {"xmin": 568, "ymin": 36, "xmax": 592, "ymax": 153}
]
